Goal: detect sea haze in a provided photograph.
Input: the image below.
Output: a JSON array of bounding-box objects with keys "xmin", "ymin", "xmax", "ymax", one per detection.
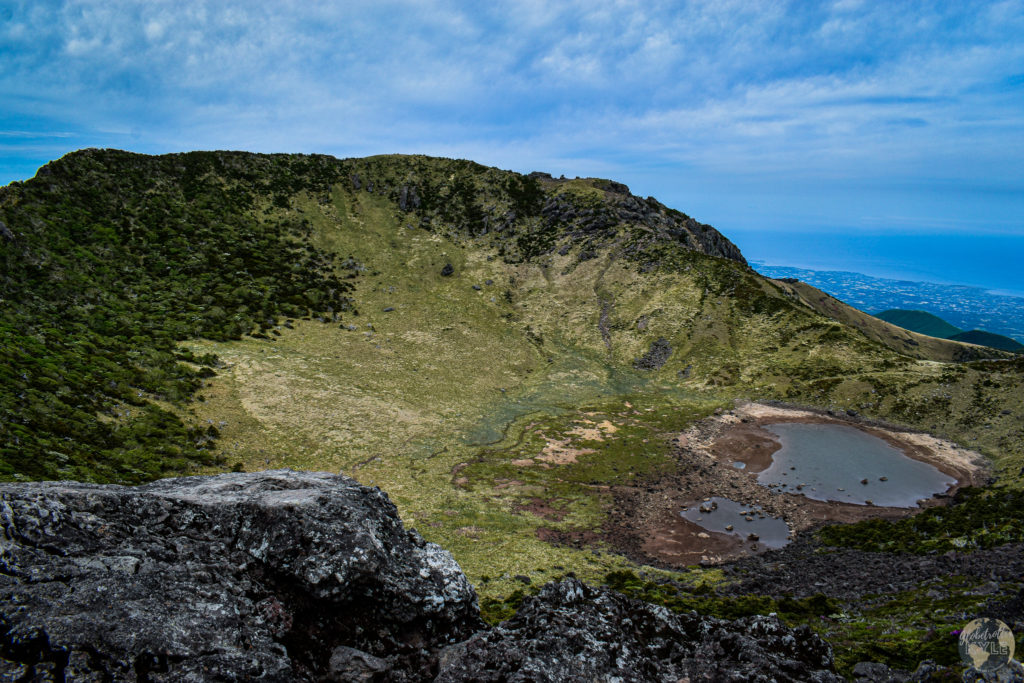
[
  {"xmin": 731, "ymin": 230, "xmax": 1024, "ymax": 298},
  {"xmin": 751, "ymin": 264, "xmax": 1024, "ymax": 345}
]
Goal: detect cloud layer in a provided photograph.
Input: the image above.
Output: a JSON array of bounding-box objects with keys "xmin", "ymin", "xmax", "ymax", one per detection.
[{"xmin": 2, "ymin": 0, "xmax": 1023, "ymax": 235}]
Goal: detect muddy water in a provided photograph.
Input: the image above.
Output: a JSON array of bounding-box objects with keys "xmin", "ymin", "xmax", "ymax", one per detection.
[
  {"xmin": 758, "ymin": 423, "xmax": 955, "ymax": 507},
  {"xmin": 681, "ymin": 497, "xmax": 791, "ymax": 549}
]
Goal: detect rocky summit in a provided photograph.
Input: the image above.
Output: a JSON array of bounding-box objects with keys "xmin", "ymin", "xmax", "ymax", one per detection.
[{"xmin": 0, "ymin": 470, "xmax": 850, "ymax": 682}]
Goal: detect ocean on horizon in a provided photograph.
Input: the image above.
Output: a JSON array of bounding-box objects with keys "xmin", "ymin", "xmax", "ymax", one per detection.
[{"xmin": 728, "ymin": 230, "xmax": 1024, "ymax": 298}]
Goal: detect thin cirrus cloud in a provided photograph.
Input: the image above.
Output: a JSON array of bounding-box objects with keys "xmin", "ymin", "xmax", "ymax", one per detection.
[{"xmin": 0, "ymin": 0, "xmax": 1022, "ymax": 236}]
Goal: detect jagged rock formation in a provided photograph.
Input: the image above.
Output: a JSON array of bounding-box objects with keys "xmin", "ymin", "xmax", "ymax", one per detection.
[
  {"xmin": 0, "ymin": 470, "xmax": 853, "ymax": 682},
  {"xmin": 436, "ymin": 579, "xmax": 842, "ymax": 682},
  {"xmin": 0, "ymin": 470, "xmax": 483, "ymax": 681}
]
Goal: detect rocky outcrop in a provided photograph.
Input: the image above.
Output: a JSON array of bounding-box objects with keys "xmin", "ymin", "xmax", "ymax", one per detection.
[
  {"xmin": 436, "ymin": 579, "xmax": 842, "ymax": 682},
  {"xmin": 0, "ymin": 470, "xmax": 852, "ymax": 682},
  {"xmin": 0, "ymin": 470, "xmax": 482, "ymax": 681},
  {"xmin": 722, "ymin": 537, "xmax": 1024, "ymax": 601},
  {"xmin": 633, "ymin": 337, "xmax": 673, "ymax": 370}
]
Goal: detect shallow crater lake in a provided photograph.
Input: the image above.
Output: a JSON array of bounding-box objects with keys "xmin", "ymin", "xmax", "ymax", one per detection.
[
  {"xmin": 757, "ymin": 422, "xmax": 955, "ymax": 507},
  {"xmin": 680, "ymin": 497, "xmax": 791, "ymax": 549}
]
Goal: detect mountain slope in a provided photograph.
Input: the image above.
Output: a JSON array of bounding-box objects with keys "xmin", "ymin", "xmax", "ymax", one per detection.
[
  {"xmin": 875, "ymin": 309, "xmax": 962, "ymax": 338},
  {"xmin": 948, "ymin": 329, "xmax": 1024, "ymax": 352},
  {"xmin": 769, "ymin": 280, "xmax": 996, "ymax": 363},
  {"xmin": 4, "ymin": 149, "xmax": 1024, "ymax": 677},
  {"xmin": 2, "ymin": 149, "xmax": 1021, "ymax": 488},
  {"xmin": 876, "ymin": 308, "xmax": 1023, "ymax": 352}
]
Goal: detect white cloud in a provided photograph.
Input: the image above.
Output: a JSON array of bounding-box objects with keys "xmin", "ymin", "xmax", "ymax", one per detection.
[{"xmin": 1, "ymin": 0, "xmax": 1022, "ymax": 234}]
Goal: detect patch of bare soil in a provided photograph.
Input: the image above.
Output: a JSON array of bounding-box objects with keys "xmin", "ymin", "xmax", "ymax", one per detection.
[
  {"xmin": 601, "ymin": 401, "xmax": 991, "ymax": 569},
  {"xmin": 516, "ymin": 498, "xmax": 568, "ymax": 522}
]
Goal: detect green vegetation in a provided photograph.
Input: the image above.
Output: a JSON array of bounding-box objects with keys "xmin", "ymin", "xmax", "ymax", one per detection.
[
  {"xmin": 874, "ymin": 308, "xmax": 1023, "ymax": 352},
  {"xmin": 949, "ymin": 329, "xmax": 1024, "ymax": 352},
  {"xmin": 603, "ymin": 569, "xmax": 841, "ymax": 620},
  {"xmin": 818, "ymin": 486, "xmax": 1024, "ymax": 552},
  {"xmin": 773, "ymin": 281, "xmax": 998, "ymax": 363},
  {"xmin": 3, "ymin": 149, "xmax": 1023, "ymax": 674},
  {"xmin": 0, "ymin": 151, "xmax": 354, "ymax": 482},
  {"xmin": 600, "ymin": 568, "xmax": 1020, "ymax": 679},
  {"xmin": 876, "ymin": 309, "xmax": 963, "ymax": 339}
]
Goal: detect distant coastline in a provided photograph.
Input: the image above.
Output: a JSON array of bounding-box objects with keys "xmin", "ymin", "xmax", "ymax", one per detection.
[
  {"xmin": 751, "ymin": 263, "xmax": 1024, "ymax": 345},
  {"xmin": 731, "ymin": 230, "xmax": 1024, "ymax": 300}
]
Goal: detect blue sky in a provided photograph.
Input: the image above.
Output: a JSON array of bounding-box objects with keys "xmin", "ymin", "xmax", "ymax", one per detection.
[{"xmin": 2, "ymin": 1, "xmax": 1023, "ymax": 266}]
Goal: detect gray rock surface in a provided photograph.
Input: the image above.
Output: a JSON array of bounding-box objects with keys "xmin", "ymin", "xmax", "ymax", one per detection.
[
  {"xmin": 633, "ymin": 337, "xmax": 673, "ymax": 370},
  {"xmin": 0, "ymin": 470, "xmax": 483, "ymax": 681},
  {"xmin": 435, "ymin": 579, "xmax": 843, "ymax": 682}
]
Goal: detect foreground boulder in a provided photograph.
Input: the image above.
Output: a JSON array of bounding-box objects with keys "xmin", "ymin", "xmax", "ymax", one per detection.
[
  {"xmin": 0, "ymin": 470, "xmax": 483, "ymax": 681},
  {"xmin": 436, "ymin": 579, "xmax": 843, "ymax": 682},
  {"xmin": 1, "ymin": 470, "xmax": 849, "ymax": 681}
]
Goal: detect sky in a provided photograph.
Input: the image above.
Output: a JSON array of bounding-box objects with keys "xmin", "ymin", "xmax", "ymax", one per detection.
[{"xmin": 2, "ymin": 1, "xmax": 1023, "ymax": 287}]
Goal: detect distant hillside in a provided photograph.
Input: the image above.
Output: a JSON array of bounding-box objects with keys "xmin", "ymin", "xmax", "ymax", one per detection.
[
  {"xmin": 770, "ymin": 282, "xmax": 994, "ymax": 363},
  {"xmin": 876, "ymin": 309, "xmax": 1023, "ymax": 352},
  {"xmin": 875, "ymin": 309, "xmax": 962, "ymax": 338},
  {"xmin": 949, "ymin": 330, "xmax": 1024, "ymax": 352},
  {"xmin": 752, "ymin": 265, "xmax": 1024, "ymax": 344}
]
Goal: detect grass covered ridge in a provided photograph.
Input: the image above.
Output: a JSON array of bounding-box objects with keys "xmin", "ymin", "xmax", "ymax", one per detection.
[{"xmin": 3, "ymin": 149, "xmax": 1023, "ymax": 675}]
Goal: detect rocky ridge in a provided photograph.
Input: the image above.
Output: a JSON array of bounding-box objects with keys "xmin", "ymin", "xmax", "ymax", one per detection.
[{"xmin": 1, "ymin": 470, "xmax": 849, "ymax": 681}]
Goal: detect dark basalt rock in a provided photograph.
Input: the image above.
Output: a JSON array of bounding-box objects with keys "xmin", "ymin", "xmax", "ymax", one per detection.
[
  {"xmin": 440, "ymin": 263, "xmax": 454, "ymax": 277},
  {"xmin": 0, "ymin": 470, "xmax": 483, "ymax": 681},
  {"xmin": 633, "ymin": 337, "xmax": 673, "ymax": 370},
  {"xmin": 435, "ymin": 579, "xmax": 843, "ymax": 682},
  {"xmin": 398, "ymin": 185, "xmax": 420, "ymax": 212}
]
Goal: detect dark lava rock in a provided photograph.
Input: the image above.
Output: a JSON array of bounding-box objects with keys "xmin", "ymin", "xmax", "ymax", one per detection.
[
  {"xmin": 440, "ymin": 263, "xmax": 454, "ymax": 277},
  {"xmin": 436, "ymin": 579, "xmax": 842, "ymax": 682},
  {"xmin": 963, "ymin": 658, "xmax": 1024, "ymax": 682},
  {"xmin": 852, "ymin": 660, "xmax": 909, "ymax": 682},
  {"xmin": 633, "ymin": 337, "xmax": 673, "ymax": 370},
  {"xmin": 398, "ymin": 185, "xmax": 420, "ymax": 212},
  {"xmin": 0, "ymin": 470, "xmax": 483, "ymax": 681}
]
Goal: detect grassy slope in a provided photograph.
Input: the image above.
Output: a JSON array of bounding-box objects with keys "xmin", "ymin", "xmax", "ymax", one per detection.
[
  {"xmin": 177, "ymin": 182, "xmax": 1024, "ymax": 608},
  {"xmin": 949, "ymin": 329, "xmax": 1024, "ymax": 352},
  {"xmin": 774, "ymin": 280, "xmax": 997, "ymax": 363},
  {"xmin": 4, "ymin": 150, "xmax": 1022, "ymax": 667},
  {"xmin": 875, "ymin": 309, "xmax": 963, "ymax": 339}
]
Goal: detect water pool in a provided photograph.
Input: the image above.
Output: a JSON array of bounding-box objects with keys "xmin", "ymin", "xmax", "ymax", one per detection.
[
  {"xmin": 680, "ymin": 497, "xmax": 791, "ymax": 549},
  {"xmin": 757, "ymin": 422, "xmax": 955, "ymax": 507}
]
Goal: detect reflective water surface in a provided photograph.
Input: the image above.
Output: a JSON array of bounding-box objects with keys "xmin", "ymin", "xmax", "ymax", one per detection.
[
  {"xmin": 680, "ymin": 497, "xmax": 791, "ymax": 549},
  {"xmin": 757, "ymin": 423, "xmax": 955, "ymax": 507}
]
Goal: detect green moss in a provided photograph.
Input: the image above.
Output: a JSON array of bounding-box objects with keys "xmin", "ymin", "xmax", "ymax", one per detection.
[{"xmin": 818, "ymin": 487, "xmax": 1024, "ymax": 552}]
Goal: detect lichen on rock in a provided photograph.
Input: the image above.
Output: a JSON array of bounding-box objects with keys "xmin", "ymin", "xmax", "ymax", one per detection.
[{"xmin": 0, "ymin": 470, "xmax": 482, "ymax": 681}]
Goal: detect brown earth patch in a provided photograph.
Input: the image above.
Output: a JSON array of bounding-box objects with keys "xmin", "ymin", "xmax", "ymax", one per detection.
[
  {"xmin": 535, "ymin": 526, "xmax": 603, "ymax": 550},
  {"xmin": 515, "ymin": 497, "xmax": 568, "ymax": 522},
  {"xmin": 537, "ymin": 437, "xmax": 596, "ymax": 464}
]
